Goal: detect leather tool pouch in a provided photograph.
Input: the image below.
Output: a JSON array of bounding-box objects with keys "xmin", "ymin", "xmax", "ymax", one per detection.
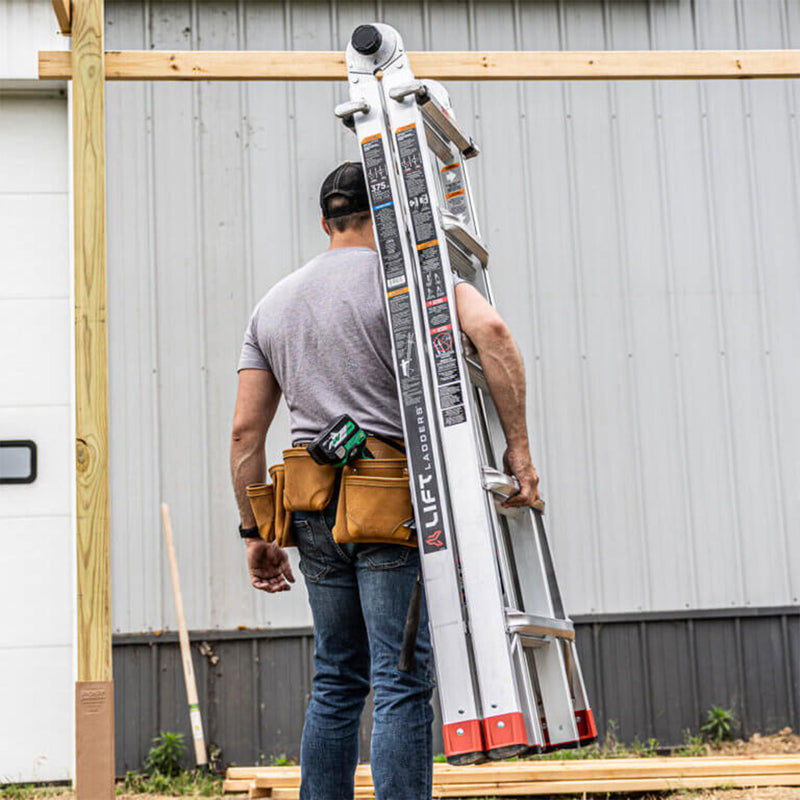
[
  {"xmin": 246, "ymin": 483, "xmax": 275, "ymax": 541},
  {"xmin": 282, "ymin": 447, "xmax": 338, "ymax": 511},
  {"xmin": 245, "ymin": 464, "xmax": 294, "ymax": 547},
  {"xmin": 332, "ymin": 458, "xmax": 416, "ymax": 546},
  {"xmin": 269, "ymin": 463, "xmax": 294, "ymax": 548}
]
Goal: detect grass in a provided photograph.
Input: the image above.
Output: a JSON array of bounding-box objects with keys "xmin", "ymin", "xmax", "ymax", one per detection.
[{"xmin": 119, "ymin": 768, "xmax": 223, "ymax": 796}]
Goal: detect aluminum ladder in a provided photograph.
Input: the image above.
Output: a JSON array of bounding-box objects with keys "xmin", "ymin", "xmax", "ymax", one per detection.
[{"xmin": 334, "ymin": 22, "xmax": 597, "ymax": 764}]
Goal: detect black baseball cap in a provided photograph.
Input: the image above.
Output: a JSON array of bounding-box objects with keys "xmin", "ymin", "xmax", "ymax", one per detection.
[{"xmin": 320, "ymin": 162, "xmax": 370, "ymax": 219}]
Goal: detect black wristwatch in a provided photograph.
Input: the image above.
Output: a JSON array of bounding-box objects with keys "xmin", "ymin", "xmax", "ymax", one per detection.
[{"xmin": 239, "ymin": 523, "xmax": 260, "ymax": 540}]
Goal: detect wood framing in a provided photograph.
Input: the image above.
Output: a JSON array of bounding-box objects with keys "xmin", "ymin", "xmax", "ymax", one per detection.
[
  {"xmin": 52, "ymin": 0, "xmax": 71, "ymax": 35},
  {"xmin": 39, "ymin": 48, "xmax": 800, "ymax": 82},
  {"xmin": 71, "ymin": 0, "xmax": 114, "ymax": 797}
]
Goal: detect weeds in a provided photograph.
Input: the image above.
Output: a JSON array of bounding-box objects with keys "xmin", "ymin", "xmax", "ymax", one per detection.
[
  {"xmin": 674, "ymin": 730, "xmax": 709, "ymax": 757},
  {"xmin": 700, "ymin": 706, "xmax": 736, "ymax": 745},
  {"xmin": 118, "ymin": 730, "xmax": 222, "ymax": 796},
  {"xmin": 144, "ymin": 731, "xmax": 186, "ymax": 777},
  {"xmin": 269, "ymin": 754, "xmax": 297, "ymax": 767},
  {"xmin": 120, "ymin": 768, "xmax": 222, "ymax": 796}
]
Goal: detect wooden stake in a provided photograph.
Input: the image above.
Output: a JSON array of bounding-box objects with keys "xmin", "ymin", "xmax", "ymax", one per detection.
[
  {"xmin": 51, "ymin": 0, "xmax": 71, "ymax": 35},
  {"xmin": 39, "ymin": 48, "xmax": 800, "ymax": 82},
  {"xmin": 161, "ymin": 503, "xmax": 208, "ymax": 767},
  {"xmin": 72, "ymin": 0, "xmax": 113, "ymax": 797}
]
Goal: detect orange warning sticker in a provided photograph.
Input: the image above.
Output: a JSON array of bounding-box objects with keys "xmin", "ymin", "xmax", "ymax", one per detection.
[
  {"xmin": 444, "ymin": 189, "xmax": 466, "ymax": 200},
  {"xmin": 416, "ymin": 239, "xmax": 438, "ymax": 251},
  {"xmin": 361, "ymin": 133, "xmax": 382, "ymax": 144},
  {"xmin": 396, "ymin": 123, "xmax": 417, "ymax": 133},
  {"xmin": 387, "ymin": 286, "xmax": 409, "ymax": 298},
  {"xmin": 440, "ymin": 162, "xmax": 461, "ymax": 173}
]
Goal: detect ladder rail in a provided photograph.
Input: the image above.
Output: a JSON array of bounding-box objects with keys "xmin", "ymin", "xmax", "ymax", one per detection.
[{"xmin": 342, "ymin": 44, "xmax": 486, "ymax": 762}]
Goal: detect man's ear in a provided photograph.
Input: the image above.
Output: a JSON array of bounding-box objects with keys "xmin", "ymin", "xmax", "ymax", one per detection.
[{"xmin": 321, "ymin": 215, "xmax": 331, "ymax": 236}]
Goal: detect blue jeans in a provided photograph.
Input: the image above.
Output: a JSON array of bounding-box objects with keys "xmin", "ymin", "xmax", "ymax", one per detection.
[{"xmin": 293, "ymin": 503, "xmax": 435, "ymax": 800}]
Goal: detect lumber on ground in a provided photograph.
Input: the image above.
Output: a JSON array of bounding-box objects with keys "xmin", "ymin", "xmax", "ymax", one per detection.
[
  {"xmin": 254, "ymin": 774, "xmax": 800, "ymax": 800},
  {"xmin": 72, "ymin": 0, "xmax": 114, "ymax": 798},
  {"xmin": 227, "ymin": 756, "xmax": 800, "ymax": 782},
  {"xmin": 227, "ymin": 757, "xmax": 800, "ymax": 798},
  {"xmin": 39, "ymin": 49, "xmax": 800, "ymax": 82},
  {"xmin": 250, "ymin": 774, "xmax": 800, "ymax": 800}
]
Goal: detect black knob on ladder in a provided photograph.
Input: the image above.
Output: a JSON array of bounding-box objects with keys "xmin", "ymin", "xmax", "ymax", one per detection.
[{"xmin": 352, "ymin": 25, "xmax": 382, "ymax": 55}]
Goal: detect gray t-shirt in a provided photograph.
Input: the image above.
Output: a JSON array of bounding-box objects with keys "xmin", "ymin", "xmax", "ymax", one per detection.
[{"xmin": 238, "ymin": 247, "xmax": 404, "ymax": 442}]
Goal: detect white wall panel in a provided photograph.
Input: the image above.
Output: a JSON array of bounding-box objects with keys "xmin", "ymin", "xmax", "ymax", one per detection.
[
  {"xmin": 104, "ymin": 0, "xmax": 800, "ymax": 627},
  {"xmin": 0, "ymin": 92, "xmax": 72, "ymax": 782},
  {"xmin": 0, "ymin": 95, "xmax": 68, "ymax": 192},
  {"xmin": 0, "ymin": 194, "xmax": 70, "ymax": 298},
  {"xmin": 0, "ymin": 517, "xmax": 72, "ymax": 648},
  {"xmin": 0, "ymin": 299, "xmax": 70, "ymax": 406},
  {"xmin": 0, "ymin": 0, "xmax": 68, "ymax": 81},
  {"xmin": 0, "ymin": 646, "xmax": 73, "ymax": 782}
]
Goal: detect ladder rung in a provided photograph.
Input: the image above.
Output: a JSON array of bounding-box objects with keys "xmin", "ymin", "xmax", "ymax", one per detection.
[
  {"xmin": 441, "ymin": 212, "xmax": 489, "ymax": 267},
  {"xmin": 424, "ymin": 122, "xmax": 455, "ymax": 164},
  {"xmin": 506, "ymin": 610, "xmax": 576, "ymax": 643},
  {"xmin": 389, "ymin": 80, "xmax": 479, "ymax": 158},
  {"xmin": 447, "ymin": 243, "xmax": 479, "ymax": 282},
  {"xmin": 420, "ymin": 94, "xmax": 479, "ymax": 159},
  {"xmin": 465, "ymin": 355, "xmax": 487, "ymax": 391},
  {"xmin": 481, "ymin": 466, "xmax": 519, "ymax": 499}
]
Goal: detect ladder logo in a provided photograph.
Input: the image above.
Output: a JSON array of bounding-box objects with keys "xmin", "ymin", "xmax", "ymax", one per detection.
[{"xmin": 425, "ymin": 529, "xmax": 444, "ymax": 549}]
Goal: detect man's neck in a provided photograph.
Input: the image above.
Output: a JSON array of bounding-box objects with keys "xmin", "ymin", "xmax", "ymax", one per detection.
[{"xmin": 328, "ymin": 230, "xmax": 375, "ymax": 251}]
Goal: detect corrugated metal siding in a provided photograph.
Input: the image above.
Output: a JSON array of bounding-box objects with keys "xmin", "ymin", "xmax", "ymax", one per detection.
[
  {"xmin": 105, "ymin": 0, "xmax": 800, "ymax": 632},
  {"xmin": 112, "ymin": 608, "xmax": 800, "ymax": 772}
]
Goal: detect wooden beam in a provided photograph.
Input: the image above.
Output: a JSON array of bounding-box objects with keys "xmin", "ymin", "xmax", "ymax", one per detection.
[
  {"xmin": 39, "ymin": 48, "xmax": 800, "ymax": 82},
  {"xmin": 51, "ymin": 0, "xmax": 71, "ymax": 35},
  {"xmin": 72, "ymin": 0, "xmax": 114, "ymax": 797}
]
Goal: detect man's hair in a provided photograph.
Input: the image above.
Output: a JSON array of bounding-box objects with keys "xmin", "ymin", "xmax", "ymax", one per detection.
[{"xmin": 323, "ymin": 195, "xmax": 372, "ymax": 234}]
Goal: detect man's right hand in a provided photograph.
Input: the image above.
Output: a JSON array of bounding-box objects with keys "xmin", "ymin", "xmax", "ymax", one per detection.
[
  {"xmin": 246, "ymin": 538, "xmax": 296, "ymax": 593},
  {"xmin": 502, "ymin": 445, "xmax": 542, "ymax": 509}
]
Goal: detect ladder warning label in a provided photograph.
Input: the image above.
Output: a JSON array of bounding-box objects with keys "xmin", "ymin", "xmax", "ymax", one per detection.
[
  {"xmin": 361, "ymin": 133, "xmax": 449, "ymax": 554},
  {"xmin": 396, "ymin": 125, "xmax": 467, "ymax": 427},
  {"xmin": 440, "ymin": 162, "xmax": 470, "ymax": 221}
]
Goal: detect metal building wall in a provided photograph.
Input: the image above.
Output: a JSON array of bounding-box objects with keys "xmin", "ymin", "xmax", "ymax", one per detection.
[
  {"xmin": 104, "ymin": 0, "xmax": 800, "ymax": 635},
  {"xmin": 113, "ymin": 607, "xmax": 800, "ymax": 771}
]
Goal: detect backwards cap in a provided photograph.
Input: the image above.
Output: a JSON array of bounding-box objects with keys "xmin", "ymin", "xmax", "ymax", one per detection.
[{"xmin": 320, "ymin": 162, "xmax": 371, "ymax": 219}]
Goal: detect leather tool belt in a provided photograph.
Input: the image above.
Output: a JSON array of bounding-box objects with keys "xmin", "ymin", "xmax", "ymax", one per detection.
[{"xmin": 246, "ymin": 437, "xmax": 416, "ymax": 548}]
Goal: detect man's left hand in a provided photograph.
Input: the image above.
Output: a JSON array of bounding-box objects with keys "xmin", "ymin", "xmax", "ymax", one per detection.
[{"xmin": 246, "ymin": 538, "xmax": 296, "ymax": 593}]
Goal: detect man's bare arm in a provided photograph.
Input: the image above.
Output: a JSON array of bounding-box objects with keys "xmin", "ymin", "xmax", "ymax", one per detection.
[
  {"xmin": 454, "ymin": 282, "xmax": 541, "ymax": 507},
  {"xmin": 231, "ymin": 369, "xmax": 295, "ymax": 593},
  {"xmin": 231, "ymin": 369, "xmax": 282, "ymax": 526}
]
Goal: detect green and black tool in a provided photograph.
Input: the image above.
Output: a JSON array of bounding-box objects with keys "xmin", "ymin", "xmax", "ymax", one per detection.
[{"xmin": 307, "ymin": 414, "xmax": 372, "ymax": 467}]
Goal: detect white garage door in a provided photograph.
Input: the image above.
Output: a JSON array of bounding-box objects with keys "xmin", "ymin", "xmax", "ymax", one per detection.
[{"xmin": 0, "ymin": 90, "xmax": 73, "ymax": 783}]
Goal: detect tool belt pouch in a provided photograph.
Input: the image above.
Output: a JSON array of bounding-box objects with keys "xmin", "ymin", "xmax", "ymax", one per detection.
[
  {"xmin": 332, "ymin": 459, "xmax": 416, "ymax": 547},
  {"xmin": 282, "ymin": 447, "xmax": 338, "ymax": 512},
  {"xmin": 246, "ymin": 483, "xmax": 276, "ymax": 542},
  {"xmin": 268, "ymin": 463, "xmax": 295, "ymax": 548}
]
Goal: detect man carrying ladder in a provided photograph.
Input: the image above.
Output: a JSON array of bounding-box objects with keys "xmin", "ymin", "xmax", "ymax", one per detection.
[{"xmin": 230, "ymin": 22, "xmax": 592, "ymax": 800}]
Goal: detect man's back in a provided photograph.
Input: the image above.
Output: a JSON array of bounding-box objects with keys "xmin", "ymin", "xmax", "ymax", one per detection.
[{"xmin": 238, "ymin": 246, "xmax": 402, "ymax": 442}]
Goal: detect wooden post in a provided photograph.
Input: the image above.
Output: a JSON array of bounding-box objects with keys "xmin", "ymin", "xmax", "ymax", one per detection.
[{"xmin": 72, "ymin": 0, "xmax": 114, "ymax": 797}]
